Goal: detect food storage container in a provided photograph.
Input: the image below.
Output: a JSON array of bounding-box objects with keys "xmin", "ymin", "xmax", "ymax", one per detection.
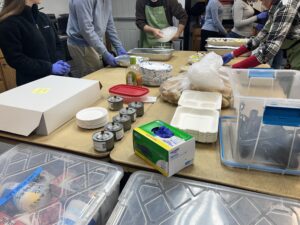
[
  {"xmin": 222, "ymin": 69, "xmax": 300, "ymax": 175},
  {"xmin": 109, "ymin": 84, "xmax": 149, "ymax": 103},
  {"xmin": 140, "ymin": 62, "xmax": 172, "ymax": 86},
  {"xmin": 206, "ymin": 37, "xmax": 249, "ymax": 47},
  {"xmin": 107, "ymin": 171, "xmax": 300, "ymax": 225},
  {"xmin": 171, "ymin": 90, "xmax": 222, "ymax": 143},
  {"xmin": 128, "ymin": 48, "xmax": 174, "ymax": 61},
  {"xmin": 0, "ymin": 144, "xmax": 123, "ymax": 225}
]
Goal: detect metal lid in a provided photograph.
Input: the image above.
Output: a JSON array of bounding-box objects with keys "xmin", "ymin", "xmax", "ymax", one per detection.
[
  {"xmin": 105, "ymin": 122, "xmax": 123, "ymax": 131},
  {"xmin": 93, "ymin": 131, "xmax": 114, "ymax": 142},
  {"xmin": 113, "ymin": 114, "xmax": 131, "ymax": 123},
  {"xmin": 120, "ymin": 107, "xmax": 136, "ymax": 115},
  {"xmin": 129, "ymin": 102, "xmax": 144, "ymax": 108},
  {"xmin": 108, "ymin": 96, "xmax": 123, "ymax": 103}
]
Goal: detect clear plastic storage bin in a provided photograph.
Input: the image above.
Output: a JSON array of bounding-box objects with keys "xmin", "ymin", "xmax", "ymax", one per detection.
[
  {"xmin": 0, "ymin": 144, "xmax": 123, "ymax": 225},
  {"xmin": 225, "ymin": 69, "xmax": 300, "ymax": 174},
  {"xmin": 107, "ymin": 171, "xmax": 300, "ymax": 225}
]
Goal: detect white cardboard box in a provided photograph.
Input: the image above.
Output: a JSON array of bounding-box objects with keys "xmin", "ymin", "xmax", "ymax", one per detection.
[{"xmin": 0, "ymin": 75, "xmax": 101, "ymax": 136}]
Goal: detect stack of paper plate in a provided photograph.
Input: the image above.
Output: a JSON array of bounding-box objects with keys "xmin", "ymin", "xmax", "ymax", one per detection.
[{"xmin": 76, "ymin": 107, "xmax": 108, "ymax": 129}]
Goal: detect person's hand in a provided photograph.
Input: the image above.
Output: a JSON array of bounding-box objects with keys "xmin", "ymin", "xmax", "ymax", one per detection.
[
  {"xmin": 103, "ymin": 52, "xmax": 117, "ymax": 67},
  {"xmin": 257, "ymin": 11, "xmax": 268, "ymax": 20},
  {"xmin": 152, "ymin": 28, "xmax": 164, "ymax": 39},
  {"xmin": 116, "ymin": 47, "xmax": 127, "ymax": 56},
  {"xmin": 52, "ymin": 60, "xmax": 70, "ymax": 75},
  {"xmin": 222, "ymin": 52, "xmax": 234, "ymax": 65},
  {"xmin": 256, "ymin": 23, "xmax": 264, "ymax": 31}
]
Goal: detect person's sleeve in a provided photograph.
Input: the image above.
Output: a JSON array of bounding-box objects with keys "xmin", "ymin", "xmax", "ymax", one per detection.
[
  {"xmin": 75, "ymin": 0, "xmax": 108, "ymax": 55},
  {"xmin": 0, "ymin": 23, "xmax": 52, "ymax": 76},
  {"xmin": 169, "ymin": 0, "xmax": 188, "ymax": 26},
  {"xmin": 233, "ymin": 2, "xmax": 257, "ymax": 28},
  {"xmin": 136, "ymin": 0, "xmax": 147, "ymax": 30},
  {"xmin": 211, "ymin": 3, "xmax": 227, "ymax": 35},
  {"xmin": 254, "ymin": 2, "xmax": 297, "ymax": 63},
  {"xmin": 246, "ymin": 19, "xmax": 271, "ymax": 50},
  {"xmin": 106, "ymin": 13, "xmax": 123, "ymax": 50}
]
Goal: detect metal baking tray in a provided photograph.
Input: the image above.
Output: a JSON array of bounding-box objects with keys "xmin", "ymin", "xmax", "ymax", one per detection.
[{"xmin": 128, "ymin": 48, "xmax": 174, "ymax": 61}]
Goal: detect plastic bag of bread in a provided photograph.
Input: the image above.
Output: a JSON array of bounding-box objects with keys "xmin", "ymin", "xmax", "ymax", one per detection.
[
  {"xmin": 187, "ymin": 52, "xmax": 233, "ymax": 108},
  {"xmin": 160, "ymin": 74, "xmax": 191, "ymax": 104}
]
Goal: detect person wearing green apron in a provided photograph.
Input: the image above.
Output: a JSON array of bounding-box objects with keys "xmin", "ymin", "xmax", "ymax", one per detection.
[
  {"xmin": 222, "ymin": 0, "xmax": 300, "ymax": 70},
  {"xmin": 136, "ymin": 0, "xmax": 188, "ymax": 48}
]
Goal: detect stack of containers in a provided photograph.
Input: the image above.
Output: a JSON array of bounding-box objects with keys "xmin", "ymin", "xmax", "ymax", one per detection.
[
  {"xmin": 220, "ymin": 69, "xmax": 300, "ymax": 175},
  {"xmin": 206, "ymin": 38, "xmax": 249, "ymax": 56},
  {"xmin": 171, "ymin": 90, "xmax": 222, "ymax": 143},
  {"xmin": 107, "ymin": 171, "xmax": 300, "ymax": 225},
  {"xmin": 0, "ymin": 144, "xmax": 123, "ymax": 225}
]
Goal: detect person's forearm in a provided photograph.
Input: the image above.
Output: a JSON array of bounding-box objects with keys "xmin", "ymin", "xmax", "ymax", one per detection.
[
  {"xmin": 176, "ymin": 24, "xmax": 185, "ymax": 37},
  {"xmin": 143, "ymin": 25, "xmax": 156, "ymax": 34}
]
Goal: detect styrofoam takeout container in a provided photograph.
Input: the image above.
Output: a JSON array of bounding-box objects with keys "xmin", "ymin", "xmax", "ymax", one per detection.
[
  {"xmin": 171, "ymin": 106, "xmax": 219, "ymax": 143},
  {"xmin": 178, "ymin": 90, "xmax": 222, "ymax": 111}
]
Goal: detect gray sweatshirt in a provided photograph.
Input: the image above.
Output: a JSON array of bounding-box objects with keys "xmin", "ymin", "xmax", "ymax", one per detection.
[
  {"xmin": 67, "ymin": 0, "xmax": 123, "ymax": 56},
  {"xmin": 202, "ymin": 0, "xmax": 227, "ymax": 35},
  {"xmin": 232, "ymin": 0, "xmax": 257, "ymax": 37}
]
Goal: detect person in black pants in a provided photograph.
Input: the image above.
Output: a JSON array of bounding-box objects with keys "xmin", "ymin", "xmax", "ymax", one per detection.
[
  {"xmin": 200, "ymin": 0, "xmax": 227, "ymax": 51},
  {"xmin": 0, "ymin": 0, "xmax": 70, "ymax": 86}
]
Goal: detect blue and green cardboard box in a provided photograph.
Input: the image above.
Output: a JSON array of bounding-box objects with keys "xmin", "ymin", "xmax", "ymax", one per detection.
[{"xmin": 133, "ymin": 120, "xmax": 196, "ymax": 177}]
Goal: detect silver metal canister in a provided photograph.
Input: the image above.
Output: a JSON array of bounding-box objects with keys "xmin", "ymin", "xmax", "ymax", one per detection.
[
  {"xmin": 128, "ymin": 102, "xmax": 144, "ymax": 117},
  {"xmin": 107, "ymin": 96, "xmax": 123, "ymax": 111},
  {"xmin": 92, "ymin": 131, "xmax": 115, "ymax": 152},
  {"xmin": 120, "ymin": 107, "xmax": 137, "ymax": 123},
  {"xmin": 105, "ymin": 122, "xmax": 124, "ymax": 141},
  {"xmin": 113, "ymin": 115, "xmax": 131, "ymax": 131}
]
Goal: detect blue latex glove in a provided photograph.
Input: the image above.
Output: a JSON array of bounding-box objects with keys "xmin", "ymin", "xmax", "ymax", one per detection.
[
  {"xmin": 116, "ymin": 47, "xmax": 127, "ymax": 56},
  {"xmin": 222, "ymin": 52, "xmax": 234, "ymax": 65},
  {"xmin": 256, "ymin": 23, "xmax": 264, "ymax": 31},
  {"xmin": 257, "ymin": 11, "xmax": 268, "ymax": 20},
  {"xmin": 52, "ymin": 60, "xmax": 70, "ymax": 75},
  {"xmin": 103, "ymin": 53, "xmax": 117, "ymax": 67},
  {"xmin": 152, "ymin": 126, "xmax": 174, "ymax": 138}
]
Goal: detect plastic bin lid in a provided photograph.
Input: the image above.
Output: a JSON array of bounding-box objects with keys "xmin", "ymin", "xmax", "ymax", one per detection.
[
  {"xmin": 0, "ymin": 144, "xmax": 123, "ymax": 225},
  {"xmin": 109, "ymin": 85, "xmax": 149, "ymax": 97},
  {"xmin": 107, "ymin": 171, "xmax": 300, "ymax": 225}
]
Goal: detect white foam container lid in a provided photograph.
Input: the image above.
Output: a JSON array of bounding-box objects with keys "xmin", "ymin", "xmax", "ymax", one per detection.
[
  {"xmin": 171, "ymin": 106, "xmax": 219, "ymax": 143},
  {"xmin": 178, "ymin": 90, "xmax": 222, "ymax": 110}
]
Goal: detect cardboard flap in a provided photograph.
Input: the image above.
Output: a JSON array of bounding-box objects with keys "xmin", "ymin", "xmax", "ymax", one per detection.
[{"xmin": 0, "ymin": 105, "xmax": 42, "ymax": 136}]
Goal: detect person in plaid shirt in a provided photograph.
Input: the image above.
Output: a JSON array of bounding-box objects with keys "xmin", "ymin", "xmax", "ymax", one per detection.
[{"xmin": 222, "ymin": 0, "xmax": 300, "ymax": 70}]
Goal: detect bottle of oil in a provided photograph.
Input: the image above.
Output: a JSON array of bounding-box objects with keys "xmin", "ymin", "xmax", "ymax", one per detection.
[{"xmin": 126, "ymin": 56, "xmax": 142, "ymax": 86}]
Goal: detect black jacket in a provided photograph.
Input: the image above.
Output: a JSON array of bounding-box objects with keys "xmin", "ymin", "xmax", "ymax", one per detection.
[{"xmin": 0, "ymin": 5, "xmax": 63, "ymax": 86}]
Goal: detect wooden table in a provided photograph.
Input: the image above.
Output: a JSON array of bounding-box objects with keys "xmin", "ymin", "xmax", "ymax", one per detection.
[
  {"xmin": 0, "ymin": 51, "xmax": 198, "ymax": 158},
  {"xmin": 110, "ymin": 97, "xmax": 300, "ymax": 201}
]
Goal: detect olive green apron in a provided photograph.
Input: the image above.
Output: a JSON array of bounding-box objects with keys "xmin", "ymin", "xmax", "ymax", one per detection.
[
  {"xmin": 141, "ymin": 4, "xmax": 169, "ymax": 48},
  {"xmin": 281, "ymin": 39, "xmax": 300, "ymax": 70}
]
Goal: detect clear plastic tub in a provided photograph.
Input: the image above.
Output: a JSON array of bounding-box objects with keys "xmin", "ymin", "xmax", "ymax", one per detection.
[
  {"xmin": 0, "ymin": 144, "xmax": 123, "ymax": 225},
  {"xmin": 107, "ymin": 171, "xmax": 300, "ymax": 225},
  {"xmin": 228, "ymin": 69, "xmax": 300, "ymax": 174}
]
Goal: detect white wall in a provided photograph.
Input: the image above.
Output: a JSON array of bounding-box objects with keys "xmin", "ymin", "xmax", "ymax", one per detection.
[{"xmin": 40, "ymin": 0, "xmax": 69, "ymax": 16}]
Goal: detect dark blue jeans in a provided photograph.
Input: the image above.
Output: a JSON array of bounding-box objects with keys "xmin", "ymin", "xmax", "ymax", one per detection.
[{"xmin": 227, "ymin": 31, "xmax": 245, "ymax": 38}]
